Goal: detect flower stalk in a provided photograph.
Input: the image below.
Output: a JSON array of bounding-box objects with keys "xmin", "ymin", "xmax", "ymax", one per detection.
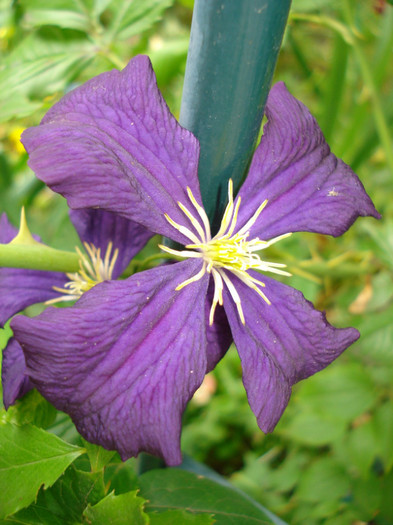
[{"xmin": 0, "ymin": 243, "xmax": 79, "ymax": 273}]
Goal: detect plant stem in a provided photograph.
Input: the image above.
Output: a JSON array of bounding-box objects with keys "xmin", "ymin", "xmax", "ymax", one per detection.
[{"xmin": 0, "ymin": 243, "xmax": 79, "ymax": 273}]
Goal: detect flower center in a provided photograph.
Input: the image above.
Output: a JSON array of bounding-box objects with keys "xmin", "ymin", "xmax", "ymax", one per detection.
[
  {"xmin": 159, "ymin": 180, "xmax": 291, "ymax": 325},
  {"xmin": 46, "ymin": 242, "xmax": 119, "ymax": 304}
]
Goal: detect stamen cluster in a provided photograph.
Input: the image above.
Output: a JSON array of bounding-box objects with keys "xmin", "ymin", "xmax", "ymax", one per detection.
[
  {"xmin": 160, "ymin": 180, "xmax": 291, "ymax": 325},
  {"xmin": 47, "ymin": 242, "xmax": 119, "ymax": 304}
]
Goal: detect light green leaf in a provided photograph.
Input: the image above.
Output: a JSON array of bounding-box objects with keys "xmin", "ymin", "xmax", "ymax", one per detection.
[
  {"xmin": 279, "ymin": 410, "xmax": 346, "ymax": 446},
  {"xmin": 148, "ymin": 509, "xmax": 214, "ymax": 524},
  {"xmin": 0, "ymin": 93, "xmax": 41, "ymax": 122},
  {"xmin": 0, "ymin": 422, "xmax": 84, "ymax": 518},
  {"xmin": 106, "ymin": 0, "xmax": 174, "ymax": 41},
  {"xmin": 139, "ymin": 468, "xmax": 289, "ymax": 525},
  {"xmin": 292, "ymin": 362, "xmax": 378, "ymax": 422},
  {"xmin": 0, "ymin": 27, "xmax": 95, "ymax": 121},
  {"xmin": 296, "ymin": 457, "xmax": 350, "ymax": 503},
  {"xmin": 2, "ymin": 465, "xmax": 105, "ymax": 524},
  {"xmin": 82, "ymin": 439, "xmax": 116, "ymax": 472},
  {"xmin": 2, "ymin": 390, "xmax": 57, "ymax": 429},
  {"xmin": 83, "ymin": 491, "xmax": 148, "ymax": 525},
  {"xmin": 291, "ymin": 0, "xmax": 340, "ymax": 12},
  {"xmin": 20, "ymin": 0, "xmax": 91, "ymax": 31}
]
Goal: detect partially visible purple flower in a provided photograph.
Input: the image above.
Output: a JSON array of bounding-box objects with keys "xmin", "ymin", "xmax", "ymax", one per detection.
[
  {"xmin": 2, "ymin": 338, "xmax": 32, "ymax": 410},
  {"xmin": 11, "ymin": 56, "xmax": 379, "ymax": 465},
  {"xmin": 1, "ymin": 210, "xmax": 152, "ymax": 407}
]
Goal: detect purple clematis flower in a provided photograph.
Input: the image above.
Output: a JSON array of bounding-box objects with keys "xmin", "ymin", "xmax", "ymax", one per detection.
[
  {"xmin": 10, "ymin": 55, "xmax": 379, "ymax": 465},
  {"xmin": 1, "ymin": 209, "xmax": 152, "ymax": 408}
]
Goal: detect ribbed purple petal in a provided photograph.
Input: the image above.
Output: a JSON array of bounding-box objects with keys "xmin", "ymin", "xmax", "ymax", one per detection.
[
  {"xmin": 204, "ymin": 280, "xmax": 232, "ymax": 373},
  {"xmin": 21, "ymin": 55, "xmax": 203, "ymax": 245},
  {"xmin": 11, "ymin": 259, "xmax": 209, "ymax": 465},
  {"xmin": 236, "ymin": 83, "xmax": 380, "ymax": 240},
  {"xmin": 69, "ymin": 209, "xmax": 153, "ymax": 279},
  {"xmin": 0, "ymin": 214, "xmax": 67, "ymax": 326},
  {"xmin": 223, "ymin": 271, "xmax": 359, "ymax": 432},
  {"xmin": 2, "ymin": 338, "xmax": 32, "ymax": 409}
]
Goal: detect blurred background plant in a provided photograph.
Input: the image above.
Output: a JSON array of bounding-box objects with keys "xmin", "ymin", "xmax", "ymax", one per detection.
[{"xmin": 0, "ymin": 0, "xmax": 392, "ymax": 523}]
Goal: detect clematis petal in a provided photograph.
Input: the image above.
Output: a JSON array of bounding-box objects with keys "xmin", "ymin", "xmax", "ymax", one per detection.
[
  {"xmin": 2, "ymin": 338, "xmax": 32, "ymax": 409},
  {"xmin": 223, "ymin": 271, "xmax": 359, "ymax": 432},
  {"xmin": 11, "ymin": 260, "xmax": 209, "ymax": 465},
  {"xmin": 204, "ymin": 280, "xmax": 232, "ymax": 373},
  {"xmin": 21, "ymin": 56, "xmax": 203, "ymax": 245},
  {"xmin": 236, "ymin": 82, "xmax": 380, "ymax": 240},
  {"xmin": 69, "ymin": 209, "xmax": 153, "ymax": 279},
  {"xmin": 0, "ymin": 214, "xmax": 66, "ymax": 326}
]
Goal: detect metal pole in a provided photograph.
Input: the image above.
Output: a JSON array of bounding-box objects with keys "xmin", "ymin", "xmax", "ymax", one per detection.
[{"xmin": 180, "ymin": 0, "xmax": 291, "ymax": 232}]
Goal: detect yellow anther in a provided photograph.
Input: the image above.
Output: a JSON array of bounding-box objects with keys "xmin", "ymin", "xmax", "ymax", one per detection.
[
  {"xmin": 160, "ymin": 180, "xmax": 292, "ymax": 325},
  {"xmin": 46, "ymin": 241, "xmax": 119, "ymax": 304}
]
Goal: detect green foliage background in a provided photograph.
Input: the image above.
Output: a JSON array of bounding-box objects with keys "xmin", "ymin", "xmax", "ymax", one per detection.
[{"xmin": 0, "ymin": 0, "xmax": 392, "ymax": 523}]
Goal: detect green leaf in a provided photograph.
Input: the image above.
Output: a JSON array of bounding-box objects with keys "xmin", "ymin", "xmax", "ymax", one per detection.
[
  {"xmin": 148, "ymin": 509, "xmax": 214, "ymax": 524},
  {"xmin": 279, "ymin": 410, "xmax": 346, "ymax": 446},
  {"xmin": 0, "ymin": 27, "xmax": 94, "ymax": 121},
  {"xmin": 104, "ymin": 457, "xmax": 139, "ymax": 495},
  {"xmin": 292, "ymin": 362, "xmax": 378, "ymax": 423},
  {"xmin": 291, "ymin": 0, "xmax": 340, "ymax": 11},
  {"xmin": 3, "ymin": 465, "xmax": 105, "ymax": 524},
  {"xmin": 106, "ymin": 0, "xmax": 174, "ymax": 41},
  {"xmin": 82, "ymin": 439, "xmax": 116, "ymax": 472},
  {"xmin": 139, "ymin": 468, "xmax": 289, "ymax": 525},
  {"xmin": 83, "ymin": 491, "xmax": 148, "ymax": 525},
  {"xmin": 20, "ymin": 0, "xmax": 91, "ymax": 31},
  {"xmin": 296, "ymin": 457, "xmax": 350, "ymax": 503},
  {"xmin": 2, "ymin": 390, "xmax": 57, "ymax": 429},
  {"xmin": 0, "ymin": 422, "xmax": 84, "ymax": 518}
]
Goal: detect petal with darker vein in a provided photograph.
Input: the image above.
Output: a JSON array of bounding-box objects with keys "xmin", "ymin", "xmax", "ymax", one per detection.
[
  {"xmin": 223, "ymin": 271, "xmax": 359, "ymax": 432},
  {"xmin": 11, "ymin": 259, "xmax": 209, "ymax": 465},
  {"xmin": 236, "ymin": 82, "xmax": 380, "ymax": 240}
]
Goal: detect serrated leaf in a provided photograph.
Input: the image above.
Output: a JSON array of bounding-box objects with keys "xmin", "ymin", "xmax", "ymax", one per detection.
[
  {"xmin": 296, "ymin": 457, "xmax": 350, "ymax": 503},
  {"xmin": 2, "ymin": 390, "xmax": 57, "ymax": 429},
  {"xmin": 20, "ymin": 0, "xmax": 91, "ymax": 31},
  {"xmin": 291, "ymin": 0, "xmax": 340, "ymax": 12},
  {"xmin": 279, "ymin": 409, "xmax": 346, "ymax": 446},
  {"xmin": 2, "ymin": 465, "xmax": 105, "ymax": 524},
  {"xmin": 103, "ymin": 457, "xmax": 139, "ymax": 495},
  {"xmin": 0, "ymin": 27, "xmax": 94, "ymax": 121},
  {"xmin": 82, "ymin": 439, "xmax": 116, "ymax": 472},
  {"xmin": 0, "ymin": 422, "xmax": 84, "ymax": 518},
  {"xmin": 106, "ymin": 0, "xmax": 174, "ymax": 41},
  {"xmin": 20, "ymin": 0, "xmax": 116, "ymax": 29},
  {"xmin": 83, "ymin": 491, "xmax": 148, "ymax": 525},
  {"xmin": 148, "ymin": 509, "xmax": 214, "ymax": 524},
  {"xmin": 292, "ymin": 362, "xmax": 378, "ymax": 423},
  {"xmin": 0, "ymin": 93, "xmax": 41, "ymax": 122},
  {"xmin": 139, "ymin": 468, "xmax": 288, "ymax": 525}
]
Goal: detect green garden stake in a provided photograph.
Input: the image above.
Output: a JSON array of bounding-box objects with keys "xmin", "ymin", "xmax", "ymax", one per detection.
[{"xmin": 180, "ymin": 0, "xmax": 291, "ymax": 233}]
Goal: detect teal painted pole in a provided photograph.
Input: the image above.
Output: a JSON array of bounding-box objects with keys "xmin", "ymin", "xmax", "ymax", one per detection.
[{"xmin": 180, "ymin": 0, "xmax": 291, "ymax": 233}]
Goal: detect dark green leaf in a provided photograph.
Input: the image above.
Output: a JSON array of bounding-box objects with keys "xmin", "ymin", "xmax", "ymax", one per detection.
[
  {"xmin": 83, "ymin": 491, "xmax": 148, "ymax": 525},
  {"xmin": 139, "ymin": 468, "xmax": 289, "ymax": 525},
  {"xmin": 0, "ymin": 422, "xmax": 84, "ymax": 518},
  {"xmin": 3, "ymin": 465, "xmax": 105, "ymax": 524}
]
